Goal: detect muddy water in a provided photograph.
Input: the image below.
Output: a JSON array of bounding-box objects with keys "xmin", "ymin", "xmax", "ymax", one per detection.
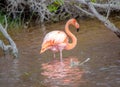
[{"xmin": 0, "ymin": 19, "xmax": 120, "ymax": 87}]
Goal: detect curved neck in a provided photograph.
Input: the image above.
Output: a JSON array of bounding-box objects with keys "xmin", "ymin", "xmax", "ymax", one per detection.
[{"xmin": 65, "ymin": 21, "xmax": 77, "ymax": 50}]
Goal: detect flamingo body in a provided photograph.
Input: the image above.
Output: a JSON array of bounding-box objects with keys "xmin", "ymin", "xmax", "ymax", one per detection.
[
  {"xmin": 40, "ymin": 18, "xmax": 80, "ymax": 61},
  {"xmin": 42, "ymin": 30, "xmax": 68, "ymax": 52}
]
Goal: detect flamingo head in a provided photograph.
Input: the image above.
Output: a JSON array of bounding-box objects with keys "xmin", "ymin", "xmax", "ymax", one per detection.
[{"xmin": 70, "ymin": 18, "xmax": 80, "ymax": 32}]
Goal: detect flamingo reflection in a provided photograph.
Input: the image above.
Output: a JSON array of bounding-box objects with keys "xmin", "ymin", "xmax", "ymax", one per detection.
[{"xmin": 41, "ymin": 57, "xmax": 84, "ymax": 87}]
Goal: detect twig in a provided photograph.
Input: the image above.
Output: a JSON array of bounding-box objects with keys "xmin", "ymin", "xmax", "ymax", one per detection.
[
  {"xmin": 70, "ymin": 58, "xmax": 90, "ymax": 67},
  {"xmin": 74, "ymin": 5, "xmax": 94, "ymax": 17},
  {"xmin": 79, "ymin": 58, "xmax": 90, "ymax": 66},
  {"xmin": 106, "ymin": 0, "xmax": 111, "ymax": 19},
  {"xmin": 4, "ymin": 16, "xmax": 8, "ymax": 30}
]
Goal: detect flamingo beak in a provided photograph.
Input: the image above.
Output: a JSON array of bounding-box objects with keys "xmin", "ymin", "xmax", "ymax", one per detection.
[{"xmin": 77, "ymin": 28, "xmax": 79, "ymax": 32}]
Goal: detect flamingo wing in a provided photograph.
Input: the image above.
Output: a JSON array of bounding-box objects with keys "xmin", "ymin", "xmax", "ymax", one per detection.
[
  {"xmin": 40, "ymin": 30, "xmax": 68, "ymax": 53},
  {"xmin": 42, "ymin": 30, "xmax": 68, "ymax": 45}
]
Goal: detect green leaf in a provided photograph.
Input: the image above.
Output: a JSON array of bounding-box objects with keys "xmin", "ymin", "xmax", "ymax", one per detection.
[{"xmin": 91, "ymin": 0, "xmax": 96, "ymax": 3}]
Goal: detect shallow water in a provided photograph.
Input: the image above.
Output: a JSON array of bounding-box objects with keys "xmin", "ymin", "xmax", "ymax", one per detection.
[{"xmin": 0, "ymin": 19, "xmax": 120, "ymax": 87}]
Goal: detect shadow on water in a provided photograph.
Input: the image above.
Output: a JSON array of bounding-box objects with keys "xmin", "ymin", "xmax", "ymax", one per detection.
[{"xmin": 0, "ymin": 19, "xmax": 120, "ymax": 87}]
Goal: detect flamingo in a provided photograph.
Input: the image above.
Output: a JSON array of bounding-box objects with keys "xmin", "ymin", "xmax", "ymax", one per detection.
[{"xmin": 40, "ymin": 18, "xmax": 80, "ymax": 62}]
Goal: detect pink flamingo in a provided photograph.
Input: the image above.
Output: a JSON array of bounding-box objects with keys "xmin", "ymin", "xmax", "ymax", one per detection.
[{"xmin": 40, "ymin": 18, "xmax": 80, "ymax": 62}]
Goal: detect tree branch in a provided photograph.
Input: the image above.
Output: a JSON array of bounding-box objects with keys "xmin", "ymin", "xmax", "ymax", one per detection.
[
  {"xmin": 87, "ymin": 2, "xmax": 120, "ymax": 38},
  {"xmin": 74, "ymin": 5, "xmax": 94, "ymax": 17},
  {"xmin": 92, "ymin": 2, "xmax": 120, "ymax": 10},
  {"xmin": 4, "ymin": 16, "xmax": 8, "ymax": 30},
  {"xmin": 76, "ymin": 0, "xmax": 120, "ymax": 10},
  {"xmin": 0, "ymin": 22, "xmax": 18, "ymax": 57}
]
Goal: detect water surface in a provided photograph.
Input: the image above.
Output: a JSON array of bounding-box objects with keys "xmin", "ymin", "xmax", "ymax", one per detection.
[{"xmin": 0, "ymin": 19, "xmax": 120, "ymax": 87}]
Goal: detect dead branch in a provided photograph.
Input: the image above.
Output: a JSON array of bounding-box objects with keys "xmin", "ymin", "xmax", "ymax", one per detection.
[
  {"xmin": 3, "ymin": 0, "xmax": 120, "ymax": 38},
  {"xmin": 0, "ymin": 17, "xmax": 18, "ymax": 57},
  {"xmin": 87, "ymin": 2, "xmax": 120, "ymax": 38},
  {"xmin": 70, "ymin": 0, "xmax": 120, "ymax": 38},
  {"xmin": 28, "ymin": 0, "xmax": 53, "ymax": 23},
  {"xmin": 74, "ymin": 5, "xmax": 94, "ymax": 17},
  {"xmin": 92, "ymin": 2, "xmax": 120, "ymax": 10}
]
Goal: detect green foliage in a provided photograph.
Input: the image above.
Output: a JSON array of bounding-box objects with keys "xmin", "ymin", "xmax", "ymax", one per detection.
[
  {"xmin": 91, "ymin": 0, "xmax": 97, "ymax": 3},
  {"xmin": 0, "ymin": 12, "xmax": 5, "ymax": 25},
  {"xmin": 54, "ymin": 0, "xmax": 64, "ymax": 5},
  {"xmin": 0, "ymin": 12, "xmax": 23, "ymax": 29},
  {"xmin": 47, "ymin": 0, "xmax": 64, "ymax": 12},
  {"xmin": 8, "ymin": 16, "xmax": 22, "ymax": 29},
  {"xmin": 47, "ymin": 4, "xmax": 59, "ymax": 12}
]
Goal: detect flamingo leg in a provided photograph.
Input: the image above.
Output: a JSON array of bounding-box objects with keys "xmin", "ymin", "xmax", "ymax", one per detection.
[
  {"xmin": 60, "ymin": 49, "xmax": 63, "ymax": 62},
  {"xmin": 53, "ymin": 53, "xmax": 56, "ymax": 59}
]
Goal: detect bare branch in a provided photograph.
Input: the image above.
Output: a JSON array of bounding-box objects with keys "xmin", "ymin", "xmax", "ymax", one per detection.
[
  {"xmin": 0, "ymin": 23, "xmax": 18, "ymax": 57},
  {"xmin": 4, "ymin": 16, "xmax": 8, "ymax": 30},
  {"xmin": 76, "ymin": 0, "xmax": 120, "ymax": 10},
  {"xmin": 74, "ymin": 5, "xmax": 94, "ymax": 17},
  {"xmin": 87, "ymin": 2, "xmax": 120, "ymax": 38},
  {"xmin": 0, "ymin": 40, "xmax": 12, "ymax": 53},
  {"xmin": 92, "ymin": 2, "xmax": 120, "ymax": 10}
]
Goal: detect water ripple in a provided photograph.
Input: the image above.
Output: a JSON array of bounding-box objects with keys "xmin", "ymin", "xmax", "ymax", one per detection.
[{"xmin": 41, "ymin": 58, "xmax": 84, "ymax": 87}]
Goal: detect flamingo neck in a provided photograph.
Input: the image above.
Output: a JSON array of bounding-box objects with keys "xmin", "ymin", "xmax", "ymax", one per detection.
[{"xmin": 65, "ymin": 21, "xmax": 77, "ymax": 50}]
